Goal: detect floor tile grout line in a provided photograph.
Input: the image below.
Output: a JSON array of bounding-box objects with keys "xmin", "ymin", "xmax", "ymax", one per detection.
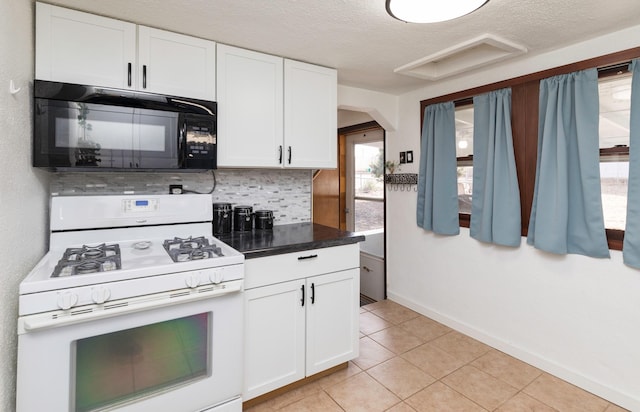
[
  {"xmin": 436, "ymin": 379, "xmax": 492, "ymax": 411},
  {"xmin": 320, "ymin": 387, "xmax": 346, "ymax": 412}
]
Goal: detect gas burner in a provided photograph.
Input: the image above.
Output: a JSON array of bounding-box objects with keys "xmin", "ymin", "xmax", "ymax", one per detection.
[
  {"xmin": 65, "ymin": 243, "xmax": 119, "ymax": 261},
  {"xmin": 52, "ymin": 243, "xmax": 122, "ymax": 277},
  {"xmin": 163, "ymin": 236, "xmax": 224, "ymax": 262}
]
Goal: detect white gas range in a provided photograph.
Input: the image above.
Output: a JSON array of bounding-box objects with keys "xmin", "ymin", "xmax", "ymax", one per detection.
[{"xmin": 17, "ymin": 194, "xmax": 245, "ymax": 412}]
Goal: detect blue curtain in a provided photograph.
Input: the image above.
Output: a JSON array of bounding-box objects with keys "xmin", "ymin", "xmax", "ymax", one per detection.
[
  {"xmin": 623, "ymin": 59, "xmax": 640, "ymax": 268},
  {"xmin": 470, "ymin": 89, "xmax": 521, "ymax": 247},
  {"xmin": 417, "ymin": 102, "xmax": 459, "ymax": 235},
  {"xmin": 527, "ymin": 69, "xmax": 610, "ymax": 258}
]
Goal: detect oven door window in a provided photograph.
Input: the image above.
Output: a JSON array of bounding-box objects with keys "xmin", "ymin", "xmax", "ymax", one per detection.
[
  {"xmin": 73, "ymin": 313, "xmax": 210, "ymax": 412},
  {"xmin": 34, "ymin": 100, "xmax": 178, "ymax": 170}
]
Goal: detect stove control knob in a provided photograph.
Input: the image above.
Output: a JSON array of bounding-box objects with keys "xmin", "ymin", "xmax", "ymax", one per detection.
[
  {"xmin": 91, "ymin": 287, "xmax": 111, "ymax": 304},
  {"xmin": 57, "ymin": 292, "xmax": 79, "ymax": 310},
  {"xmin": 210, "ymin": 269, "xmax": 224, "ymax": 284},
  {"xmin": 185, "ymin": 273, "xmax": 201, "ymax": 289}
]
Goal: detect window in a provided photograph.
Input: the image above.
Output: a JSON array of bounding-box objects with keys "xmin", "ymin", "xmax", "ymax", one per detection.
[
  {"xmin": 455, "ymin": 104, "xmax": 474, "ymax": 217},
  {"xmin": 346, "ymin": 128, "xmax": 385, "ymax": 232},
  {"xmin": 599, "ymin": 73, "xmax": 632, "ymax": 231},
  {"xmin": 420, "ymin": 47, "xmax": 640, "ymax": 250}
]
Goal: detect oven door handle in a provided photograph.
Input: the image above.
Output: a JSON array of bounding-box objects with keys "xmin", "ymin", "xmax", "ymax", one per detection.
[{"xmin": 18, "ymin": 280, "xmax": 243, "ymax": 334}]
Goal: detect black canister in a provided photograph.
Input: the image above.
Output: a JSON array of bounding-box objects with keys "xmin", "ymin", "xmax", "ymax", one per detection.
[
  {"xmin": 213, "ymin": 203, "xmax": 232, "ymax": 235},
  {"xmin": 254, "ymin": 210, "xmax": 274, "ymax": 230},
  {"xmin": 233, "ymin": 205, "xmax": 253, "ymax": 232}
]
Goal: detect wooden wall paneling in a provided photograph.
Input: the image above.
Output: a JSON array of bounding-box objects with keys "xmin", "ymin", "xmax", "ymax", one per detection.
[
  {"xmin": 339, "ymin": 134, "xmax": 347, "ymax": 230},
  {"xmin": 312, "ymin": 169, "xmax": 340, "ymax": 229}
]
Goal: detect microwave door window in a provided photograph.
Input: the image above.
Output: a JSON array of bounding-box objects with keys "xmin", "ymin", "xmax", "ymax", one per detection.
[
  {"xmin": 133, "ymin": 109, "xmax": 179, "ymax": 169},
  {"xmin": 48, "ymin": 102, "xmax": 136, "ymax": 168}
]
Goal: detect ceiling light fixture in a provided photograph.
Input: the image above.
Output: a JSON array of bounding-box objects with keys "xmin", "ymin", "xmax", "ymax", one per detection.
[{"xmin": 386, "ymin": 0, "xmax": 489, "ymax": 23}]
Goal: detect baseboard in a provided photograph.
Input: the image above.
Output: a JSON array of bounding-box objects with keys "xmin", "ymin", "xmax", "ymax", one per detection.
[{"xmin": 386, "ymin": 290, "xmax": 640, "ymax": 411}]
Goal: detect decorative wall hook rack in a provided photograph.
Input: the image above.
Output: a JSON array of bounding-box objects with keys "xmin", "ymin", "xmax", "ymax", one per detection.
[
  {"xmin": 384, "ymin": 173, "xmax": 418, "ymax": 192},
  {"xmin": 9, "ymin": 80, "xmax": 21, "ymax": 95}
]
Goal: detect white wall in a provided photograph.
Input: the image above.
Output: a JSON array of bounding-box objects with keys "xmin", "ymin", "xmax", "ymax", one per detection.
[
  {"xmin": 338, "ymin": 85, "xmax": 398, "ymax": 132},
  {"xmin": 338, "ymin": 109, "xmax": 373, "ymax": 129},
  {"xmin": 0, "ymin": 0, "xmax": 49, "ymax": 410},
  {"xmin": 386, "ymin": 24, "xmax": 640, "ymax": 410}
]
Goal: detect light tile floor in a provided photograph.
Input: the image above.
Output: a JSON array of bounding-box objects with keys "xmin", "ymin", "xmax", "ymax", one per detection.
[{"xmin": 245, "ymin": 300, "xmax": 628, "ymax": 412}]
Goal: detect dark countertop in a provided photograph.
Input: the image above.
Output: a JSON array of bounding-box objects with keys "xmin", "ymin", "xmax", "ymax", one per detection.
[{"xmin": 217, "ymin": 223, "xmax": 365, "ymax": 259}]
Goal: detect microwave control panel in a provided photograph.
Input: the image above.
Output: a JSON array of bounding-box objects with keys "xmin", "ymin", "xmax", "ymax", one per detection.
[{"xmin": 183, "ymin": 114, "xmax": 216, "ymax": 169}]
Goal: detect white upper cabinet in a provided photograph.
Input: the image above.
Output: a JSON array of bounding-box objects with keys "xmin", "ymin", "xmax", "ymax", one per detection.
[
  {"xmin": 35, "ymin": 3, "xmax": 216, "ymax": 100},
  {"xmin": 216, "ymin": 44, "xmax": 284, "ymax": 167},
  {"xmin": 36, "ymin": 2, "xmax": 136, "ymax": 89},
  {"xmin": 138, "ymin": 26, "xmax": 216, "ymax": 100},
  {"xmin": 284, "ymin": 60, "xmax": 338, "ymax": 169},
  {"xmin": 216, "ymin": 45, "xmax": 338, "ymax": 169}
]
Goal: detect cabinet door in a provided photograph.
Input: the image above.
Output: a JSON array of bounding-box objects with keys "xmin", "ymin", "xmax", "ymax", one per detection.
[
  {"xmin": 305, "ymin": 269, "xmax": 360, "ymax": 375},
  {"xmin": 284, "ymin": 60, "xmax": 338, "ymax": 169},
  {"xmin": 216, "ymin": 45, "xmax": 283, "ymax": 167},
  {"xmin": 138, "ymin": 26, "xmax": 216, "ymax": 100},
  {"xmin": 35, "ymin": 2, "xmax": 136, "ymax": 89},
  {"xmin": 244, "ymin": 280, "xmax": 306, "ymax": 400}
]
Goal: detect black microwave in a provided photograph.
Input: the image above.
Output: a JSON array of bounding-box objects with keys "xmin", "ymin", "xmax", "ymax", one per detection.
[{"xmin": 33, "ymin": 80, "xmax": 217, "ymax": 172}]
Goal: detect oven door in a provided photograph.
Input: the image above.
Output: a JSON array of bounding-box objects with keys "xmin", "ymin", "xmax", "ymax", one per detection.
[{"xmin": 17, "ymin": 284, "xmax": 243, "ymax": 412}]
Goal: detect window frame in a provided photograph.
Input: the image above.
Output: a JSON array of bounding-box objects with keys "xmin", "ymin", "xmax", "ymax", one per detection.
[
  {"xmin": 419, "ymin": 47, "xmax": 640, "ymax": 250},
  {"xmin": 454, "ymin": 99, "xmax": 474, "ymax": 228}
]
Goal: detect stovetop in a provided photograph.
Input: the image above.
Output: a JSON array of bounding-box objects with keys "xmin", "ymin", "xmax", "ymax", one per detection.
[
  {"xmin": 19, "ymin": 195, "xmax": 247, "ymax": 317},
  {"xmin": 50, "ymin": 235, "xmax": 231, "ymax": 278},
  {"xmin": 20, "ymin": 224, "xmax": 244, "ymax": 296}
]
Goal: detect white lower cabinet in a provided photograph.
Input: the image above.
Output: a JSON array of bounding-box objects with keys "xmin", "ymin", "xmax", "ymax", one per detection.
[
  {"xmin": 243, "ymin": 245, "xmax": 360, "ymax": 401},
  {"xmin": 244, "ymin": 280, "xmax": 306, "ymax": 399},
  {"xmin": 305, "ymin": 269, "xmax": 359, "ymax": 375}
]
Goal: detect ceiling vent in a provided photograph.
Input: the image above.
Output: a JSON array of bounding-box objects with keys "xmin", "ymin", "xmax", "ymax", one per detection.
[{"xmin": 394, "ymin": 34, "xmax": 527, "ymax": 80}]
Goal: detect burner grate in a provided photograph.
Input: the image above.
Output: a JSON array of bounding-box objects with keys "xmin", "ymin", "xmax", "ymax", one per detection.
[
  {"xmin": 163, "ymin": 236, "xmax": 224, "ymax": 262},
  {"xmin": 52, "ymin": 243, "xmax": 122, "ymax": 277}
]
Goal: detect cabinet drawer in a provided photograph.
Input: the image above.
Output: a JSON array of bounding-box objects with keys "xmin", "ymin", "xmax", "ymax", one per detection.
[
  {"xmin": 360, "ymin": 252, "xmax": 385, "ymax": 302},
  {"xmin": 245, "ymin": 243, "xmax": 359, "ymax": 289}
]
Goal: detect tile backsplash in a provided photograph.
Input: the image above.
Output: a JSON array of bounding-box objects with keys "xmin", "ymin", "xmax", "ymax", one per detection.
[{"xmin": 50, "ymin": 169, "xmax": 312, "ymax": 225}]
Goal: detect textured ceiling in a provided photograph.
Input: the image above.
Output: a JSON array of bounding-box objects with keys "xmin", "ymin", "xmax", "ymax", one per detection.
[{"xmin": 45, "ymin": 0, "xmax": 640, "ymax": 95}]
